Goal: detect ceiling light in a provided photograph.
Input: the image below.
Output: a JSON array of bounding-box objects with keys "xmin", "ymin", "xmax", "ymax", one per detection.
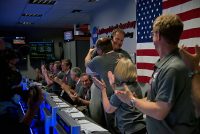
[
  {"xmin": 18, "ymin": 21, "xmax": 34, "ymax": 25},
  {"xmin": 22, "ymin": 13, "xmax": 42, "ymax": 17},
  {"xmin": 88, "ymin": 0, "xmax": 99, "ymax": 2},
  {"xmin": 29, "ymin": 0, "xmax": 56, "ymax": 5}
]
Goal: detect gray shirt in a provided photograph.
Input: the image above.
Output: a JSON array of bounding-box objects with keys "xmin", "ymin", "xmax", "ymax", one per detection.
[
  {"xmin": 114, "ymin": 49, "xmax": 132, "ymax": 61},
  {"xmin": 78, "ymin": 86, "xmax": 91, "ymax": 101},
  {"xmin": 110, "ymin": 82, "xmax": 145, "ymax": 133},
  {"xmin": 75, "ymin": 79, "xmax": 82, "ymax": 93},
  {"xmin": 146, "ymin": 48, "xmax": 198, "ymax": 134},
  {"xmin": 87, "ymin": 51, "xmax": 122, "ymax": 97}
]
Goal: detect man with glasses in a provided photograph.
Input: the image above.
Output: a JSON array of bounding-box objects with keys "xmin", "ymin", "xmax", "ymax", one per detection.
[{"xmin": 116, "ymin": 14, "xmax": 199, "ymax": 134}]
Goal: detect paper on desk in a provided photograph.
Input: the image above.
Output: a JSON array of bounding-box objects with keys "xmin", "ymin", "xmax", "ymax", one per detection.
[
  {"xmin": 63, "ymin": 107, "xmax": 79, "ymax": 113},
  {"xmin": 30, "ymin": 82, "xmax": 42, "ymax": 86},
  {"xmin": 77, "ymin": 119, "xmax": 90, "ymax": 124},
  {"xmin": 57, "ymin": 103, "xmax": 70, "ymax": 108},
  {"xmin": 51, "ymin": 96, "xmax": 59, "ymax": 98},
  {"xmin": 70, "ymin": 111, "xmax": 85, "ymax": 118},
  {"xmin": 52, "ymin": 98, "xmax": 63, "ymax": 103},
  {"xmin": 80, "ymin": 122, "xmax": 107, "ymax": 132},
  {"xmin": 56, "ymin": 102, "xmax": 66, "ymax": 105}
]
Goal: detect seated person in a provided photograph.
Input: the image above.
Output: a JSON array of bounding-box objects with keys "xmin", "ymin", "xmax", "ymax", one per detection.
[
  {"xmin": 60, "ymin": 73, "xmax": 92, "ymax": 106},
  {"xmin": 70, "ymin": 67, "xmax": 82, "ymax": 93},
  {"xmin": 41, "ymin": 60, "xmax": 62, "ymax": 87},
  {"xmin": 61, "ymin": 73, "xmax": 92, "ymax": 115},
  {"xmin": 93, "ymin": 57, "xmax": 146, "ymax": 134}
]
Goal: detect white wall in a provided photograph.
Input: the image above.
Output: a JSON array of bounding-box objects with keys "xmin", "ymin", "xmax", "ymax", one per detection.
[
  {"xmin": 63, "ymin": 41, "xmax": 76, "ymax": 68},
  {"xmin": 90, "ymin": 0, "xmax": 136, "ymax": 56}
]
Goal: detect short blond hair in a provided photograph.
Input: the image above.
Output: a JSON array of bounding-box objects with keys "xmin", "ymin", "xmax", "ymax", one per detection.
[
  {"xmin": 114, "ymin": 57, "xmax": 137, "ymax": 83},
  {"xmin": 153, "ymin": 14, "xmax": 183, "ymax": 45}
]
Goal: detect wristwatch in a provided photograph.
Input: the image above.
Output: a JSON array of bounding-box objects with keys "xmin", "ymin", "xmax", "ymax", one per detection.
[{"xmin": 130, "ymin": 98, "xmax": 136, "ymax": 108}]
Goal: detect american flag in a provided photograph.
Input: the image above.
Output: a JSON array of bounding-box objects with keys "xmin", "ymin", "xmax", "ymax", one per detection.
[{"xmin": 136, "ymin": 0, "xmax": 200, "ymax": 83}]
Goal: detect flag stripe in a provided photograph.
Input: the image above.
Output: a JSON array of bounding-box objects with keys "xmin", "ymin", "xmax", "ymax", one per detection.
[
  {"xmin": 137, "ymin": 69, "xmax": 154, "ymax": 77},
  {"xmin": 178, "ymin": 8, "xmax": 200, "ymax": 21},
  {"xmin": 162, "ymin": 0, "xmax": 191, "ymax": 9},
  {"xmin": 179, "ymin": 37, "xmax": 200, "ymax": 46},
  {"xmin": 137, "ymin": 43, "xmax": 155, "ymax": 50},
  {"xmin": 137, "ymin": 38, "xmax": 200, "ymax": 50},
  {"xmin": 181, "ymin": 28, "xmax": 200, "ymax": 39},
  {"xmin": 137, "ymin": 76, "xmax": 151, "ymax": 83},
  {"xmin": 163, "ymin": 0, "xmax": 200, "ymax": 15},
  {"xmin": 137, "ymin": 49, "xmax": 158, "ymax": 56},
  {"xmin": 136, "ymin": 0, "xmax": 199, "ymax": 83},
  {"xmin": 137, "ymin": 63, "xmax": 155, "ymax": 70},
  {"xmin": 137, "ymin": 56, "xmax": 159, "ymax": 64},
  {"xmin": 183, "ymin": 18, "xmax": 200, "ymax": 31}
]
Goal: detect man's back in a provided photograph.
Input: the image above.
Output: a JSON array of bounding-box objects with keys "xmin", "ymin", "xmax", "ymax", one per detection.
[{"xmin": 147, "ymin": 49, "xmax": 198, "ymax": 134}]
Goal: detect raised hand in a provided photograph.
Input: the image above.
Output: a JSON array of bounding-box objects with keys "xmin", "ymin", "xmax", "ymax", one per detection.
[
  {"xmin": 107, "ymin": 71, "xmax": 115, "ymax": 85},
  {"xmin": 92, "ymin": 77, "xmax": 106, "ymax": 91},
  {"xmin": 179, "ymin": 45, "xmax": 200, "ymax": 70},
  {"xmin": 115, "ymin": 84, "xmax": 135, "ymax": 105}
]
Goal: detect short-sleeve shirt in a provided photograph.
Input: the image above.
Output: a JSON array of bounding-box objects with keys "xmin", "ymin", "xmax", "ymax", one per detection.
[
  {"xmin": 114, "ymin": 49, "xmax": 132, "ymax": 61},
  {"xmin": 110, "ymin": 82, "xmax": 146, "ymax": 133},
  {"xmin": 87, "ymin": 51, "xmax": 121, "ymax": 98},
  {"xmin": 146, "ymin": 48, "xmax": 198, "ymax": 134}
]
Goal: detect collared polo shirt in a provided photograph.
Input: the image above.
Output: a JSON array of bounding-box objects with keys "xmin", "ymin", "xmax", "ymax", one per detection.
[{"xmin": 146, "ymin": 48, "xmax": 198, "ymax": 134}]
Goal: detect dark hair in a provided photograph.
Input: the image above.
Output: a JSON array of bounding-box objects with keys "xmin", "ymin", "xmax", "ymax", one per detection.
[
  {"xmin": 96, "ymin": 37, "xmax": 113, "ymax": 53},
  {"xmin": 62, "ymin": 59, "xmax": 72, "ymax": 69},
  {"xmin": 54, "ymin": 61, "xmax": 62, "ymax": 71},
  {"xmin": 111, "ymin": 28, "xmax": 125, "ymax": 39},
  {"xmin": 71, "ymin": 67, "xmax": 82, "ymax": 77},
  {"xmin": 80, "ymin": 73, "xmax": 92, "ymax": 82}
]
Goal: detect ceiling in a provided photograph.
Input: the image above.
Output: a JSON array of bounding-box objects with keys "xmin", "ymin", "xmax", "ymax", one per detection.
[{"xmin": 0, "ymin": 0, "xmax": 109, "ymax": 29}]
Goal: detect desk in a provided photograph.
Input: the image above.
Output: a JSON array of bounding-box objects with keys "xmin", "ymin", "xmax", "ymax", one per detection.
[{"xmin": 41, "ymin": 89, "xmax": 110, "ymax": 134}]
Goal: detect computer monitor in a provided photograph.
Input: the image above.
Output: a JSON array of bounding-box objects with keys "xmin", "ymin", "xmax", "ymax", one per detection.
[
  {"xmin": 54, "ymin": 110, "xmax": 80, "ymax": 134},
  {"xmin": 43, "ymin": 95, "xmax": 59, "ymax": 134},
  {"xmin": 64, "ymin": 31, "xmax": 74, "ymax": 42}
]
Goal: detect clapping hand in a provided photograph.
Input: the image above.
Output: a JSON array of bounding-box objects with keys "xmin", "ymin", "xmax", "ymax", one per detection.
[
  {"xmin": 179, "ymin": 45, "xmax": 200, "ymax": 70},
  {"xmin": 92, "ymin": 77, "xmax": 106, "ymax": 91},
  {"xmin": 115, "ymin": 84, "xmax": 136, "ymax": 105},
  {"xmin": 107, "ymin": 71, "xmax": 115, "ymax": 89}
]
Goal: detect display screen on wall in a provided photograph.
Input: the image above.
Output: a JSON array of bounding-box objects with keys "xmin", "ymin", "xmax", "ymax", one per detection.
[
  {"xmin": 29, "ymin": 41, "xmax": 54, "ymax": 59},
  {"xmin": 64, "ymin": 31, "xmax": 74, "ymax": 42}
]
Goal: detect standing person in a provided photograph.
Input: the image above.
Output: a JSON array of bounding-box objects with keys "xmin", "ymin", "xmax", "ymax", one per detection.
[
  {"xmin": 85, "ymin": 38, "xmax": 113, "ymax": 126},
  {"xmin": 116, "ymin": 14, "xmax": 199, "ymax": 134},
  {"xmin": 111, "ymin": 28, "xmax": 132, "ymax": 60},
  {"xmin": 85, "ymin": 37, "xmax": 123, "ymax": 133},
  {"xmin": 179, "ymin": 45, "xmax": 200, "ymax": 117},
  {"xmin": 85, "ymin": 28, "xmax": 132, "ymax": 66},
  {"xmin": 93, "ymin": 57, "xmax": 146, "ymax": 134}
]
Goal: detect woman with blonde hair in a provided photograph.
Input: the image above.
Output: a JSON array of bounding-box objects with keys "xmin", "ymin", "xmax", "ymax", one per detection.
[{"xmin": 93, "ymin": 57, "xmax": 146, "ymax": 134}]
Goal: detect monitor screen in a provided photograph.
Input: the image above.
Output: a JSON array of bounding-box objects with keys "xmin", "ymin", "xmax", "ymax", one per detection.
[
  {"xmin": 13, "ymin": 36, "xmax": 26, "ymax": 44},
  {"xmin": 64, "ymin": 31, "xmax": 73, "ymax": 42}
]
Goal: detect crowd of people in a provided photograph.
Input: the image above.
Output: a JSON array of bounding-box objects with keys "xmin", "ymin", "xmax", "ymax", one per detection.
[{"xmin": 0, "ymin": 14, "xmax": 200, "ymax": 134}]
